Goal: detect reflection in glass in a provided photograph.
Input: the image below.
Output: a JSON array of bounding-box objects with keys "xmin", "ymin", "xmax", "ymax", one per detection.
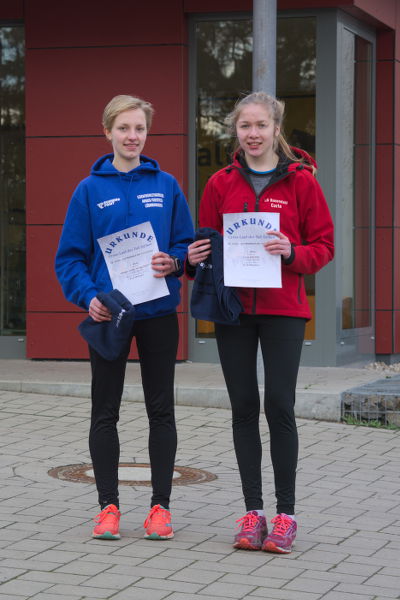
[
  {"xmin": 341, "ymin": 31, "xmax": 372, "ymax": 330},
  {"xmin": 196, "ymin": 19, "xmax": 252, "ymax": 216},
  {"xmin": 0, "ymin": 26, "xmax": 25, "ymax": 335},
  {"xmin": 195, "ymin": 17, "xmax": 316, "ymax": 338}
]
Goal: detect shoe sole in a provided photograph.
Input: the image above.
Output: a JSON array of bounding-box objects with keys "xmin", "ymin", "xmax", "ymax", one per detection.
[
  {"xmin": 92, "ymin": 531, "xmax": 121, "ymax": 540},
  {"xmin": 144, "ymin": 531, "xmax": 174, "ymax": 540},
  {"xmin": 233, "ymin": 538, "xmax": 261, "ymax": 551},
  {"xmin": 262, "ymin": 540, "xmax": 292, "ymax": 553}
]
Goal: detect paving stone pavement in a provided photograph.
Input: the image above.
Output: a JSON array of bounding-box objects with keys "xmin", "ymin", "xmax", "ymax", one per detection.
[{"xmin": 0, "ymin": 388, "xmax": 399, "ymax": 599}]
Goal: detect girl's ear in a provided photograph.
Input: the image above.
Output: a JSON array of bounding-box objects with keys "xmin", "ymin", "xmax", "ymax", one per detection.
[{"xmin": 104, "ymin": 127, "xmax": 112, "ymax": 141}]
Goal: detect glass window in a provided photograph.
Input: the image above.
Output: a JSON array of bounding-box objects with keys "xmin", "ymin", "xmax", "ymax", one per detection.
[
  {"xmin": 195, "ymin": 16, "xmax": 316, "ymax": 338},
  {"xmin": 341, "ymin": 30, "xmax": 372, "ymax": 330},
  {"xmin": 0, "ymin": 25, "xmax": 25, "ymax": 336}
]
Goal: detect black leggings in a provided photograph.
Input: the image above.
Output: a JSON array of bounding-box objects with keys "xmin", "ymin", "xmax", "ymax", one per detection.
[
  {"xmin": 215, "ymin": 315, "xmax": 305, "ymax": 515},
  {"xmin": 89, "ymin": 313, "xmax": 179, "ymax": 510}
]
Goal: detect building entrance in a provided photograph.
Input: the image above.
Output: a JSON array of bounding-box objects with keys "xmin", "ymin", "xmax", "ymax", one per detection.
[{"xmin": 188, "ymin": 14, "xmax": 318, "ymax": 363}]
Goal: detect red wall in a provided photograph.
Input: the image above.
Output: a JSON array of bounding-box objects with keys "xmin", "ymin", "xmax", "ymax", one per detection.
[
  {"xmin": 395, "ymin": 4, "xmax": 400, "ymax": 355},
  {"xmin": 24, "ymin": 0, "xmax": 189, "ymax": 359},
  {"xmin": 183, "ymin": 0, "xmax": 396, "ymax": 28},
  {"xmin": 375, "ymin": 21, "xmax": 400, "ymax": 356},
  {"xmin": 0, "ymin": 0, "xmax": 23, "ymax": 19}
]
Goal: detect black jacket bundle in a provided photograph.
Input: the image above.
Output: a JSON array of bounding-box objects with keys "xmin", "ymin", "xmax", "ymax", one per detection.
[
  {"xmin": 190, "ymin": 227, "xmax": 243, "ymax": 325},
  {"xmin": 78, "ymin": 289, "xmax": 135, "ymax": 361}
]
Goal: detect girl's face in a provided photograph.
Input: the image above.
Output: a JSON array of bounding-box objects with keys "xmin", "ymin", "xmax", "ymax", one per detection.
[
  {"xmin": 235, "ymin": 103, "xmax": 280, "ymax": 164},
  {"xmin": 105, "ymin": 108, "xmax": 147, "ymax": 170}
]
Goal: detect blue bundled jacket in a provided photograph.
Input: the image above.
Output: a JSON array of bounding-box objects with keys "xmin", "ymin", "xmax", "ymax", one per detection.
[
  {"xmin": 190, "ymin": 227, "xmax": 243, "ymax": 325},
  {"xmin": 55, "ymin": 153, "xmax": 194, "ymax": 320},
  {"xmin": 78, "ymin": 289, "xmax": 136, "ymax": 361}
]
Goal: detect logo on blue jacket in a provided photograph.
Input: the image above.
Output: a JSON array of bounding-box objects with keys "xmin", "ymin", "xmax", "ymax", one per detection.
[
  {"xmin": 137, "ymin": 193, "xmax": 164, "ymax": 208},
  {"xmin": 97, "ymin": 198, "xmax": 121, "ymax": 209}
]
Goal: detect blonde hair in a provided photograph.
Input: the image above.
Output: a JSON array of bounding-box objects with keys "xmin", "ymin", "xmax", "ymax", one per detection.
[
  {"xmin": 225, "ymin": 91, "xmax": 298, "ymax": 161},
  {"xmin": 102, "ymin": 94, "xmax": 154, "ymax": 131}
]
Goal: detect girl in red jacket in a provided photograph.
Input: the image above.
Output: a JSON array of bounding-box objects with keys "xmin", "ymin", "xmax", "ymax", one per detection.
[{"xmin": 188, "ymin": 92, "xmax": 334, "ymax": 553}]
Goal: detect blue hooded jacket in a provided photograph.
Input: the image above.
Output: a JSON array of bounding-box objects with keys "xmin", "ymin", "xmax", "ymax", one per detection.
[{"xmin": 55, "ymin": 153, "xmax": 194, "ymax": 320}]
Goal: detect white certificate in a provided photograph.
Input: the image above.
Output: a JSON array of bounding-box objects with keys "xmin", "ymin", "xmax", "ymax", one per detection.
[
  {"xmin": 223, "ymin": 212, "xmax": 282, "ymax": 288},
  {"xmin": 97, "ymin": 222, "xmax": 169, "ymax": 305}
]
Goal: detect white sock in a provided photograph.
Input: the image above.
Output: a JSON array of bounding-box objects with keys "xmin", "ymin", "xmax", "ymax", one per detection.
[{"xmin": 248, "ymin": 509, "xmax": 265, "ymax": 517}]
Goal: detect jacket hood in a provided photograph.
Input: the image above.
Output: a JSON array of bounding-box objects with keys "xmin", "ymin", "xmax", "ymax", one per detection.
[
  {"xmin": 290, "ymin": 146, "xmax": 317, "ymax": 172},
  {"xmin": 90, "ymin": 153, "xmax": 160, "ymax": 176}
]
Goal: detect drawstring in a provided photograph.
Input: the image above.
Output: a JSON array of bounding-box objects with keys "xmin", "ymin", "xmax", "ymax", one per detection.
[{"xmin": 116, "ymin": 172, "xmax": 135, "ymax": 220}]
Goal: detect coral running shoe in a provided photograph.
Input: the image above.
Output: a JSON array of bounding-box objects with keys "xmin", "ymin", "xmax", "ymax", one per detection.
[
  {"xmin": 144, "ymin": 504, "xmax": 174, "ymax": 540},
  {"xmin": 92, "ymin": 504, "xmax": 121, "ymax": 540},
  {"xmin": 233, "ymin": 511, "xmax": 268, "ymax": 550},
  {"xmin": 262, "ymin": 514, "xmax": 297, "ymax": 553}
]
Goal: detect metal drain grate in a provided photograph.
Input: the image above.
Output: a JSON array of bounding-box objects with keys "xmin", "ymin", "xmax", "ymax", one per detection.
[{"xmin": 48, "ymin": 463, "xmax": 217, "ymax": 486}]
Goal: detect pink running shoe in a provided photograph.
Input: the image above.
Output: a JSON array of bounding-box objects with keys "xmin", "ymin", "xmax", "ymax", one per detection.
[
  {"xmin": 144, "ymin": 504, "xmax": 174, "ymax": 540},
  {"xmin": 92, "ymin": 504, "xmax": 121, "ymax": 540},
  {"xmin": 262, "ymin": 514, "xmax": 297, "ymax": 553},
  {"xmin": 233, "ymin": 511, "xmax": 268, "ymax": 550}
]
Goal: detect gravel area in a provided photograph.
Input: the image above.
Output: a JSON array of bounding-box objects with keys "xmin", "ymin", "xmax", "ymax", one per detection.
[{"xmin": 365, "ymin": 362, "xmax": 400, "ymax": 373}]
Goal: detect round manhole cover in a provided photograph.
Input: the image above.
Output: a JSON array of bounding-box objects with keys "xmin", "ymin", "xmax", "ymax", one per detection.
[{"xmin": 48, "ymin": 463, "xmax": 217, "ymax": 486}]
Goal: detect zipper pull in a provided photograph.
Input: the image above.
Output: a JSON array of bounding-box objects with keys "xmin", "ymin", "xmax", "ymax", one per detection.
[{"xmin": 244, "ymin": 201, "xmax": 248, "ymax": 212}]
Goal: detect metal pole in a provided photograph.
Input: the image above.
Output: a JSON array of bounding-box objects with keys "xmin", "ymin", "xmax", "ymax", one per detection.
[
  {"xmin": 253, "ymin": 0, "xmax": 277, "ymax": 383},
  {"xmin": 252, "ymin": 0, "xmax": 277, "ymax": 96}
]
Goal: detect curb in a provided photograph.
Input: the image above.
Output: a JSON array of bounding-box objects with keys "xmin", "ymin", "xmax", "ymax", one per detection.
[{"xmin": 0, "ymin": 379, "xmax": 342, "ymax": 422}]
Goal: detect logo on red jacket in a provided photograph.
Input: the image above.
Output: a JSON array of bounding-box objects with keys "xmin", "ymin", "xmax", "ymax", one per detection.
[{"xmin": 262, "ymin": 197, "xmax": 289, "ymax": 209}]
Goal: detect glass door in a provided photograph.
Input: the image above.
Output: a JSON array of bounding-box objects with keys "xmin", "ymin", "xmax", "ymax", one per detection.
[
  {"xmin": 0, "ymin": 25, "xmax": 26, "ymax": 358},
  {"xmin": 189, "ymin": 14, "xmax": 317, "ymax": 362},
  {"xmin": 337, "ymin": 17, "xmax": 375, "ymax": 362},
  {"xmin": 194, "ymin": 18, "xmax": 252, "ymax": 351}
]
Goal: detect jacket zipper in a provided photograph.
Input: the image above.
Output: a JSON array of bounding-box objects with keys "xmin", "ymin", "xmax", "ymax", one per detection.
[
  {"xmin": 236, "ymin": 168, "xmax": 294, "ymax": 314},
  {"xmin": 240, "ymin": 174, "xmax": 260, "ymax": 314}
]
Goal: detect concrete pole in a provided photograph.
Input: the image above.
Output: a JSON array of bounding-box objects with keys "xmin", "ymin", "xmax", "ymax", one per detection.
[{"xmin": 252, "ymin": 0, "xmax": 277, "ymax": 96}]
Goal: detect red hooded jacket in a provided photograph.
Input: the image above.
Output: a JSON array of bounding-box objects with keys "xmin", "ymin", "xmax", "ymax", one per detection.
[{"xmin": 198, "ymin": 149, "xmax": 334, "ymax": 319}]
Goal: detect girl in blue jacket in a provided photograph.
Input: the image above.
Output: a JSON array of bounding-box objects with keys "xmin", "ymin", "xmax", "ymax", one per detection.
[{"xmin": 55, "ymin": 94, "xmax": 194, "ymax": 541}]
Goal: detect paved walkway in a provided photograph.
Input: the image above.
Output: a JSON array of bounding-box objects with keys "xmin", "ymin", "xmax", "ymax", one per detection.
[{"xmin": 0, "ymin": 383, "xmax": 399, "ymax": 599}]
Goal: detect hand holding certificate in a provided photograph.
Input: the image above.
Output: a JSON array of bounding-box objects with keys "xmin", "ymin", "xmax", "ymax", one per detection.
[
  {"xmin": 223, "ymin": 212, "xmax": 282, "ymax": 288},
  {"xmin": 97, "ymin": 222, "xmax": 170, "ymax": 305}
]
